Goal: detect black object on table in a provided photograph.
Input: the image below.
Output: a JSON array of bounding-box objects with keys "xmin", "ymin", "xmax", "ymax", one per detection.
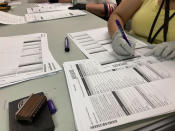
[{"xmin": 9, "ymin": 92, "xmax": 55, "ymax": 131}]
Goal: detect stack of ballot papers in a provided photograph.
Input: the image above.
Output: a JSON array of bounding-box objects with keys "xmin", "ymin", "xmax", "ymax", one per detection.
[
  {"xmin": 0, "ymin": 11, "xmax": 26, "ymax": 24},
  {"xmin": 65, "ymin": 27, "xmax": 175, "ymax": 130},
  {"xmin": 63, "ymin": 58, "xmax": 175, "ymax": 131},
  {"xmin": 25, "ymin": 3, "xmax": 86, "ymax": 23},
  {"xmin": 0, "ymin": 3, "xmax": 86, "ymax": 24},
  {"xmin": 25, "ymin": 10, "xmax": 87, "ymax": 23},
  {"xmin": 67, "ymin": 27, "xmax": 150, "ymax": 68},
  {"xmin": 0, "ymin": 33, "xmax": 62, "ymax": 88},
  {"xmin": 27, "ymin": 3, "xmax": 73, "ymax": 13}
]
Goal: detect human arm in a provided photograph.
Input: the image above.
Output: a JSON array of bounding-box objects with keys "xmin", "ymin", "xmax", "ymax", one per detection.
[
  {"xmin": 69, "ymin": 3, "xmax": 117, "ymax": 18},
  {"xmin": 104, "ymin": 3, "xmax": 117, "ymax": 20},
  {"xmin": 86, "ymin": 3, "xmax": 119, "ymax": 19},
  {"xmin": 69, "ymin": 3, "xmax": 110, "ymax": 18},
  {"xmin": 69, "ymin": 3, "xmax": 106, "ymax": 18},
  {"xmin": 108, "ymin": 0, "xmax": 142, "ymax": 56},
  {"xmin": 107, "ymin": 0, "xmax": 142, "ymax": 37},
  {"xmin": 86, "ymin": 4, "xmax": 105, "ymax": 17}
]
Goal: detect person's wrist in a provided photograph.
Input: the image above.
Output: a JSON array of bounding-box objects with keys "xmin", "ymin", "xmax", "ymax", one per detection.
[{"xmin": 112, "ymin": 31, "xmax": 120, "ymax": 41}]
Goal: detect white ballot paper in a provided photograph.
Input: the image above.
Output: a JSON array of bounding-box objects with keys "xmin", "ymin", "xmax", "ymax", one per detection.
[
  {"xmin": 68, "ymin": 27, "xmax": 149, "ymax": 67},
  {"xmin": 63, "ymin": 59, "xmax": 175, "ymax": 131},
  {"xmin": 0, "ymin": 11, "xmax": 26, "ymax": 24},
  {"xmin": 0, "ymin": 8, "xmax": 86, "ymax": 24},
  {"xmin": 27, "ymin": 3, "xmax": 73, "ymax": 13},
  {"xmin": 25, "ymin": 10, "xmax": 86, "ymax": 23},
  {"xmin": 0, "ymin": 33, "xmax": 62, "ymax": 88}
]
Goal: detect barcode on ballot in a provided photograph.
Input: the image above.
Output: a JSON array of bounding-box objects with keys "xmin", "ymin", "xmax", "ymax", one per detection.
[{"xmin": 90, "ymin": 120, "xmax": 118, "ymax": 129}]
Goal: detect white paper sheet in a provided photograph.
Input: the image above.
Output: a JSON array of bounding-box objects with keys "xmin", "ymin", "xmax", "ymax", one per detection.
[
  {"xmin": 0, "ymin": 11, "xmax": 26, "ymax": 24},
  {"xmin": 25, "ymin": 10, "xmax": 86, "ymax": 23},
  {"xmin": 63, "ymin": 59, "xmax": 175, "ymax": 131},
  {"xmin": 68, "ymin": 27, "xmax": 148, "ymax": 67},
  {"xmin": 0, "ymin": 37, "xmax": 22, "ymax": 76},
  {"xmin": 27, "ymin": 3, "xmax": 73, "ymax": 13},
  {"xmin": 0, "ymin": 6, "xmax": 86, "ymax": 24},
  {"xmin": 0, "ymin": 33, "xmax": 62, "ymax": 88}
]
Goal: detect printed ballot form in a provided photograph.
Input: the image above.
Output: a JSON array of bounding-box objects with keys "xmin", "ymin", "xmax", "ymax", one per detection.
[
  {"xmin": 25, "ymin": 10, "xmax": 87, "ymax": 23},
  {"xmin": 0, "ymin": 3, "xmax": 86, "ymax": 24},
  {"xmin": 25, "ymin": 3, "xmax": 86, "ymax": 23},
  {"xmin": 68, "ymin": 27, "xmax": 149, "ymax": 67},
  {"xmin": 0, "ymin": 11, "xmax": 26, "ymax": 24},
  {"xmin": 0, "ymin": 33, "xmax": 62, "ymax": 88},
  {"xmin": 63, "ymin": 59, "xmax": 175, "ymax": 131},
  {"xmin": 27, "ymin": 3, "xmax": 73, "ymax": 13}
]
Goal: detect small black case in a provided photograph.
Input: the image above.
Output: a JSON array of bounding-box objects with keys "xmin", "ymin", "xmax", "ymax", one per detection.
[{"xmin": 9, "ymin": 92, "xmax": 55, "ymax": 131}]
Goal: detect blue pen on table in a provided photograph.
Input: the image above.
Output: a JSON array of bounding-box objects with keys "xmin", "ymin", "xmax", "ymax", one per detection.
[
  {"xmin": 115, "ymin": 20, "xmax": 131, "ymax": 47},
  {"xmin": 65, "ymin": 36, "xmax": 70, "ymax": 52}
]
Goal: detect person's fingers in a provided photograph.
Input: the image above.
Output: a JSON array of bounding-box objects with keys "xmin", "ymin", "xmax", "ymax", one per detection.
[
  {"xmin": 154, "ymin": 45, "xmax": 167, "ymax": 56},
  {"xmin": 120, "ymin": 39, "xmax": 135, "ymax": 55},
  {"xmin": 166, "ymin": 50, "xmax": 175, "ymax": 60},
  {"xmin": 114, "ymin": 53, "xmax": 135, "ymax": 60},
  {"xmin": 144, "ymin": 45, "xmax": 166, "ymax": 57},
  {"xmin": 112, "ymin": 40, "xmax": 130, "ymax": 56},
  {"xmin": 146, "ymin": 44, "xmax": 157, "ymax": 49},
  {"xmin": 117, "ymin": 45, "xmax": 131, "ymax": 56},
  {"xmin": 162, "ymin": 46, "xmax": 173, "ymax": 58}
]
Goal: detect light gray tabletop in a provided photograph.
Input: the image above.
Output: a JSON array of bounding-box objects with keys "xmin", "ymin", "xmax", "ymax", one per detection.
[{"xmin": 0, "ymin": 2, "xmax": 172, "ymax": 131}]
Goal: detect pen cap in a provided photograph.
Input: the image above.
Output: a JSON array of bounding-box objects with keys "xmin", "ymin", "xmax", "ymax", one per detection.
[
  {"xmin": 47, "ymin": 99, "xmax": 57, "ymax": 114},
  {"xmin": 65, "ymin": 47, "xmax": 70, "ymax": 52},
  {"xmin": 65, "ymin": 37, "xmax": 70, "ymax": 52}
]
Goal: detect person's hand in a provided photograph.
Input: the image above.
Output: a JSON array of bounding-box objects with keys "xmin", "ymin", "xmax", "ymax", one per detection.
[
  {"xmin": 112, "ymin": 31, "xmax": 135, "ymax": 56},
  {"xmin": 68, "ymin": 3, "xmax": 86, "ymax": 10},
  {"xmin": 144, "ymin": 41, "xmax": 175, "ymax": 60}
]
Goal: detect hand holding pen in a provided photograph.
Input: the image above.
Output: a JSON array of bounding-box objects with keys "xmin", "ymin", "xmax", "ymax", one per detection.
[
  {"xmin": 115, "ymin": 20, "xmax": 131, "ymax": 47},
  {"xmin": 111, "ymin": 20, "xmax": 135, "ymax": 56}
]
